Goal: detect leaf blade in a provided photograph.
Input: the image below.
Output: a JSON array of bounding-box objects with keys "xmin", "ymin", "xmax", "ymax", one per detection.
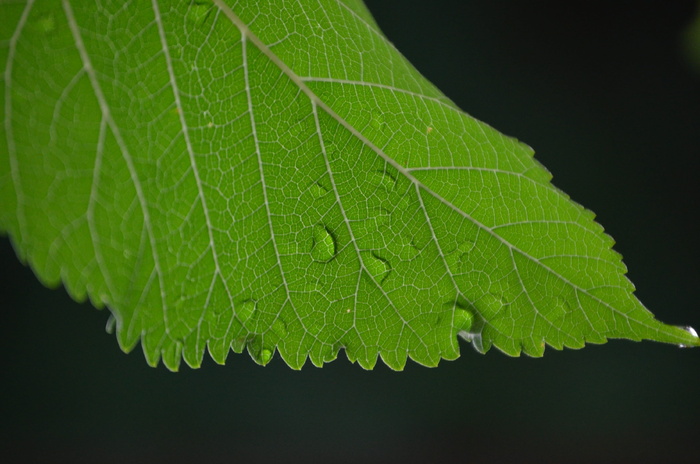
[{"xmin": 1, "ymin": 0, "xmax": 697, "ymax": 371}]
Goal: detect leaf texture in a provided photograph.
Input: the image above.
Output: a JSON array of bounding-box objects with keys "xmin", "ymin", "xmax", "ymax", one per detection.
[{"xmin": 1, "ymin": 0, "xmax": 697, "ymax": 370}]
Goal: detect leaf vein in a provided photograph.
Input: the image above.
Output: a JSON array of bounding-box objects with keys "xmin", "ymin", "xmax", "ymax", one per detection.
[
  {"xmin": 152, "ymin": 0, "xmax": 234, "ymax": 332},
  {"xmin": 63, "ymin": 0, "xmax": 169, "ymax": 345},
  {"xmin": 3, "ymin": 0, "xmax": 33, "ymax": 248},
  {"xmin": 212, "ymin": 0, "xmax": 653, "ymax": 349}
]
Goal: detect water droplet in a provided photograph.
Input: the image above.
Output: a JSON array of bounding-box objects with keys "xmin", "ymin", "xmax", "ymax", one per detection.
[
  {"xmin": 459, "ymin": 324, "xmax": 485, "ymax": 354},
  {"xmin": 368, "ymin": 169, "xmax": 396, "ymax": 192},
  {"xmin": 309, "ymin": 180, "xmax": 330, "ymax": 199},
  {"xmin": 271, "ymin": 318, "xmax": 288, "ymax": 338},
  {"xmin": 364, "ymin": 252, "xmax": 392, "ymax": 285},
  {"xmin": 310, "ymin": 224, "xmax": 337, "ymax": 262},
  {"xmin": 678, "ymin": 326, "xmax": 699, "ymax": 348},
  {"xmin": 105, "ymin": 314, "xmax": 116, "ymax": 334},
  {"xmin": 186, "ymin": 0, "xmax": 214, "ymax": 25},
  {"xmin": 35, "ymin": 14, "xmax": 55, "ymax": 34},
  {"xmin": 450, "ymin": 297, "xmax": 484, "ymax": 352},
  {"xmin": 260, "ymin": 349, "xmax": 273, "ymax": 365},
  {"xmin": 453, "ymin": 308, "xmax": 474, "ymax": 333},
  {"xmin": 244, "ymin": 336, "xmax": 273, "ymax": 365},
  {"xmin": 236, "ymin": 299, "xmax": 256, "ymax": 325}
]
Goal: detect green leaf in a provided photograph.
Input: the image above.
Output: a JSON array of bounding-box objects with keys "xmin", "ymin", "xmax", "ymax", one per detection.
[{"xmin": 1, "ymin": 0, "xmax": 697, "ymax": 371}]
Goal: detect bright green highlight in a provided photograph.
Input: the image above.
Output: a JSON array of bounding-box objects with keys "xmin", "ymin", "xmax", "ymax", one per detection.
[{"xmin": 1, "ymin": 0, "xmax": 697, "ymax": 371}]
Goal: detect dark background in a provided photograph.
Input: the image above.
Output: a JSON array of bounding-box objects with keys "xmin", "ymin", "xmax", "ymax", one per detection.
[{"xmin": 2, "ymin": 1, "xmax": 699, "ymax": 462}]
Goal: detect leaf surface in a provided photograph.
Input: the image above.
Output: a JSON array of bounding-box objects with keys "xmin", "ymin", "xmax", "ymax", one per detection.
[{"xmin": 1, "ymin": 0, "xmax": 697, "ymax": 370}]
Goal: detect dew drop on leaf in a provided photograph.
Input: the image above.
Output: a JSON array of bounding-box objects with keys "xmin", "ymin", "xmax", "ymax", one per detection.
[
  {"xmin": 453, "ymin": 307, "xmax": 474, "ymax": 333},
  {"xmin": 678, "ymin": 326, "xmax": 699, "ymax": 348},
  {"xmin": 364, "ymin": 252, "xmax": 392, "ymax": 285},
  {"xmin": 453, "ymin": 297, "xmax": 485, "ymax": 353},
  {"xmin": 245, "ymin": 335, "xmax": 273, "ymax": 365},
  {"xmin": 260, "ymin": 349, "xmax": 273, "ymax": 365},
  {"xmin": 105, "ymin": 314, "xmax": 116, "ymax": 334},
  {"xmin": 460, "ymin": 327, "xmax": 485, "ymax": 354},
  {"xmin": 236, "ymin": 299, "xmax": 257, "ymax": 325},
  {"xmin": 271, "ymin": 318, "xmax": 288, "ymax": 338},
  {"xmin": 310, "ymin": 224, "xmax": 337, "ymax": 262},
  {"xmin": 186, "ymin": 0, "xmax": 213, "ymax": 25},
  {"xmin": 36, "ymin": 14, "xmax": 55, "ymax": 34}
]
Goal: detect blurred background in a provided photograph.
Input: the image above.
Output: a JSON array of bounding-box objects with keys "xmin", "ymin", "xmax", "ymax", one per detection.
[{"xmin": 2, "ymin": 0, "xmax": 699, "ymax": 462}]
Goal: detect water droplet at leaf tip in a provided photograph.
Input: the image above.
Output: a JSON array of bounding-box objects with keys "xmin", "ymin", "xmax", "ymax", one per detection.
[
  {"xmin": 678, "ymin": 325, "xmax": 699, "ymax": 348},
  {"xmin": 260, "ymin": 349, "xmax": 273, "ymax": 365},
  {"xmin": 459, "ymin": 330, "xmax": 485, "ymax": 354},
  {"xmin": 105, "ymin": 314, "xmax": 116, "ymax": 334}
]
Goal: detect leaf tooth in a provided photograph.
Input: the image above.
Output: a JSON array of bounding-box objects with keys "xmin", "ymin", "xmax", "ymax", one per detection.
[
  {"xmin": 308, "ymin": 342, "xmax": 336, "ymax": 368},
  {"xmin": 347, "ymin": 345, "xmax": 379, "ymax": 370},
  {"xmin": 543, "ymin": 334, "xmax": 565, "ymax": 351},
  {"xmin": 379, "ymin": 349, "xmax": 408, "ymax": 371},
  {"xmin": 141, "ymin": 327, "xmax": 166, "ymax": 368},
  {"xmin": 245, "ymin": 335, "xmax": 275, "ymax": 366},
  {"xmin": 494, "ymin": 337, "xmax": 522, "ymax": 357},
  {"xmin": 160, "ymin": 338, "xmax": 183, "ymax": 372},
  {"xmin": 276, "ymin": 341, "xmax": 307, "ymax": 370},
  {"xmin": 182, "ymin": 330, "xmax": 206, "ymax": 368},
  {"xmin": 207, "ymin": 338, "xmax": 231, "ymax": 365},
  {"xmin": 520, "ymin": 337, "xmax": 546, "ymax": 357},
  {"xmin": 408, "ymin": 350, "xmax": 441, "ymax": 368},
  {"xmin": 562, "ymin": 338, "xmax": 586, "ymax": 350}
]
